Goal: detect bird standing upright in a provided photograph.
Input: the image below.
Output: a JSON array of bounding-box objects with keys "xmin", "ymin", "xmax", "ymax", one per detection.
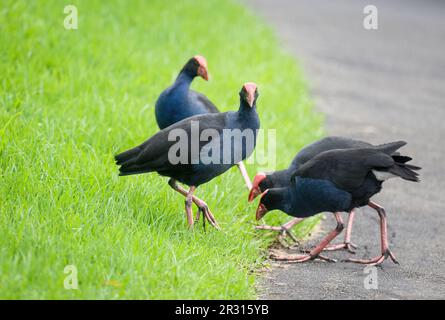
[
  {"xmin": 116, "ymin": 83, "xmax": 260, "ymax": 229},
  {"xmin": 255, "ymin": 141, "xmax": 420, "ymax": 265},
  {"xmin": 154, "ymin": 55, "xmax": 252, "ymax": 189}
]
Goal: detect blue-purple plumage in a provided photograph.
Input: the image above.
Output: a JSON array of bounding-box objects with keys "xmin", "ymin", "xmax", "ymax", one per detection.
[{"xmin": 155, "ymin": 56, "xmax": 218, "ymax": 129}]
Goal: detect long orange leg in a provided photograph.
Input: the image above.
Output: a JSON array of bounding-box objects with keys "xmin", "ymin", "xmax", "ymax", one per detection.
[
  {"xmin": 168, "ymin": 179, "xmax": 220, "ymax": 230},
  {"xmin": 237, "ymin": 161, "xmax": 252, "ymax": 190},
  {"xmin": 184, "ymin": 186, "xmax": 195, "ymax": 228},
  {"xmin": 347, "ymin": 201, "xmax": 399, "ymax": 266},
  {"xmin": 256, "ymin": 217, "xmax": 303, "ymax": 245},
  {"xmin": 324, "ymin": 210, "xmax": 358, "ymax": 253},
  {"xmin": 270, "ymin": 212, "xmax": 344, "ymax": 263}
]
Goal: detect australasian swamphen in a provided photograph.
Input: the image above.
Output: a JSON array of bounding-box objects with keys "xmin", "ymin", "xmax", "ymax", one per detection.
[
  {"xmin": 154, "ymin": 55, "xmax": 252, "ymax": 189},
  {"xmin": 254, "ymin": 141, "xmax": 420, "ymax": 265},
  {"xmin": 249, "ymin": 136, "xmax": 385, "ymax": 252},
  {"xmin": 116, "ymin": 83, "xmax": 260, "ymax": 229}
]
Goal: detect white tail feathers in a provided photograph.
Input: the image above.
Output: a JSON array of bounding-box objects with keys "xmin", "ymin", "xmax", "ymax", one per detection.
[{"xmin": 372, "ymin": 170, "xmax": 397, "ymax": 181}]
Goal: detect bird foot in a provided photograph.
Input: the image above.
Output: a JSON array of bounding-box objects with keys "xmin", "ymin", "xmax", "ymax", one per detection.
[
  {"xmin": 346, "ymin": 249, "xmax": 399, "ymax": 266},
  {"xmin": 255, "ymin": 225, "xmax": 299, "ymax": 247},
  {"xmin": 270, "ymin": 250, "xmax": 336, "ymax": 263},
  {"xmin": 324, "ymin": 242, "xmax": 358, "ymax": 254},
  {"xmin": 193, "ymin": 201, "xmax": 220, "ymax": 230}
]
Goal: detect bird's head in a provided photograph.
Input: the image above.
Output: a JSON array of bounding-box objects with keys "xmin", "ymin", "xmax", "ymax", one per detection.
[
  {"xmin": 183, "ymin": 55, "xmax": 209, "ymax": 81},
  {"xmin": 239, "ymin": 82, "xmax": 259, "ymax": 108},
  {"xmin": 255, "ymin": 188, "xmax": 290, "ymax": 220},
  {"xmin": 248, "ymin": 172, "xmax": 268, "ymax": 202}
]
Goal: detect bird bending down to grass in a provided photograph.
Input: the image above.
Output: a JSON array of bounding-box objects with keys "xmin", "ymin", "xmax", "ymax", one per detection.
[
  {"xmin": 254, "ymin": 141, "xmax": 420, "ymax": 265},
  {"xmin": 116, "ymin": 83, "xmax": 260, "ymax": 229},
  {"xmin": 154, "ymin": 55, "xmax": 252, "ymax": 189},
  {"xmin": 249, "ymin": 136, "xmax": 402, "ymax": 252}
]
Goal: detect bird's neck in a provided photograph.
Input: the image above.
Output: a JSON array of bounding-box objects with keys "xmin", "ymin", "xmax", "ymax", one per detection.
[
  {"xmin": 289, "ymin": 177, "xmax": 352, "ymax": 218},
  {"xmin": 275, "ymin": 182, "xmax": 322, "ymax": 218},
  {"xmin": 261, "ymin": 169, "xmax": 291, "ymax": 190},
  {"xmin": 275, "ymin": 168, "xmax": 294, "ymax": 183},
  {"xmin": 174, "ymin": 71, "xmax": 194, "ymax": 91},
  {"xmin": 237, "ymin": 101, "xmax": 258, "ymax": 122},
  {"xmin": 267, "ymin": 188, "xmax": 294, "ymax": 214}
]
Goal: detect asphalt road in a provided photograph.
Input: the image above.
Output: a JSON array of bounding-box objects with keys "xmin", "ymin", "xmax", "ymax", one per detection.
[{"xmin": 245, "ymin": 0, "xmax": 445, "ymax": 299}]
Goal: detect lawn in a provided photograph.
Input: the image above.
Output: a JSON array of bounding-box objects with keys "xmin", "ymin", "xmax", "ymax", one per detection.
[{"xmin": 0, "ymin": 0, "xmax": 322, "ymax": 299}]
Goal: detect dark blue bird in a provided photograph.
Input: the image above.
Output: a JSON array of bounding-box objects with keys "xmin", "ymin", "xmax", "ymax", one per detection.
[
  {"xmin": 116, "ymin": 83, "xmax": 260, "ymax": 229},
  {"xmin": 249, "ymin": 136, "xmax": 377, "ymax": 251},
  {"xmin": 254, "ymin": 141, "xmax": 420, "ymax": 265},
  {"xmin": 249, "ymin": 136, "xmax": 376, "ymax": 200},
  {"xmin": 155, "ymin": 55, "xmax": 214, "ymax": 129},
  {"xmin": 154, "ymin": 55, "xmax": 252, "ymax": 189}
]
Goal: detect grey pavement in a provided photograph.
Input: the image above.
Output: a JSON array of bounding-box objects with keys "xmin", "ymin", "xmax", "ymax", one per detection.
[{"xmin": 245, "ymin": 0, "xmax": 445, "ymax": 299}]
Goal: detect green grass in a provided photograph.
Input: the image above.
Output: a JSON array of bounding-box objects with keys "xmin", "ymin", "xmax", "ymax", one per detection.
[{"xmin": 0, "ymin": 0, "xmax": 322, "ymax": 299}]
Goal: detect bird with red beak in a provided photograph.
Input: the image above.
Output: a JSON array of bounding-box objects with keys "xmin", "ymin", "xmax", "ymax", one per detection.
[
  {"xmin": 249, "ymin": 136, "xmax": 405, "ymax": 251},
  {"xmin": 251, "ymin": 141, "xmax": 420, "ymax": 265},
  {"xmin": 116, "ymin": 82, "xmax": 260, "ymax": 230},
  {"xmin": 154, "ymin": 56, "xmax": 253, "ymax": 190},
  {"xmin": 155, "ymin": 55, "xmax": 213, "ymax": 129},
  {"xmin": 194, "ymin": 55, "xmax": 209, "ymax": 81},
  {"xmin": 249, "ymin": 172, "xmax": 267, "ymax": 202},
  {"xmin": 240, "ymin": 82, "xmax": 258, "ymax": 108}
]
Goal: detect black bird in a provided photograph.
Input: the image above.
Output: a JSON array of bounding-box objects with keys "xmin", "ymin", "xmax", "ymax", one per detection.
[
  {"xmin": 254, "ymin": 141, "xmax": 420, "ymax": 265},
  {"xmin": 154, "ymin": 55, "xmax": 252, "ymax": 189},
  {"xmin": 249, "ymin": 136, "xmax": 379, "ymax": 251},
  {"xmin": 116, "ymin": 83, "xmax": 260, "ymax": 229}
]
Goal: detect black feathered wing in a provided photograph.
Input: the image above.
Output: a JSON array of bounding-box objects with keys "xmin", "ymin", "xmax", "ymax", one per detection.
[
  {"xmin": 115, "ymin": 113, "xmax": 226, "ymax": 176},
  {"xmin": 189, "ymin": 90, "xmax": 219, "ymax": 114},
  {"xmin": 291, "ymin": 141, "xmax": 418, "ymax": 192},
  {"xmin": 289, "ymin": 136, "xmax": 374, "ymax": 169}
]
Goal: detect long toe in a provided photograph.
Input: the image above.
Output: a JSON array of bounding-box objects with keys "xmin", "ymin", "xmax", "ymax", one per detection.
[
  {"xmin": 324, "ymin": 242, "xmax": 357, "ymax": 254},
  {"xmin": 317, "ymin": 254, "xmax": 337, "ymax": 263},
  {"xmin": 193, "ymin": 198, "xmax": 220, "ymax": 230},
  {"xmin": 202, "ymin": 207, "xmax": 220, "ymax": 230},
  {"xmin": 270, "ymin": 252, "xmax": 334, "ymax": 263},
  {"xmin": 346, "ymin": 256, "xmax": 382, "ymax": 265},
  {"xmin": 346, "ymin": 250, "xmax": 399, "ymax": 266},
  {"xmin": 387, "ymin": 250, "xmax": 399, "ymax": 264},
  {"xmin": 270, "ymin": 251, "xmax": 313, "ymax": 263},
  {"xmin": 284, "ymin": 229, "xmax": 299, "ymax": 244},
  {"xmin": 346, "ymin": 243, "xmax": 357, "ymax": 254},
  {"xmin": 194, "ymin": 208, "xmax": 202, "ymax": 225},
  {"xmin": 256, "ymin": 225, "xmax": 299, "ymax": 248},
  {"xmin": 194, "ymin": 208, "xmax": 206, "ymax": 231},
  {"xmin": 255, "ymin": 225, "xmax": 284, "ymax": 231}
]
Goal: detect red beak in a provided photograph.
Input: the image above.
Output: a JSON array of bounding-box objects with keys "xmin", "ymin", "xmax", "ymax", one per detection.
[
  {"xmin": 194, "ymin": 55, "xmax": 209, "ymax": 81},
  {"xmin": 198, "ymin": 65, "xmax": 209, "ymax": 81},
  {"xmin": 242, "ymin": 82, "xmax": 257, "ymax": 108},
  {"xmin": 247, "ymin": 92, "xmax": 254, "ymax": 107},
  {"xmin": 248, "ymin": 172, "xmax": 267, "ymax": 202},
  {"xmin": 255, "ymin": 190, "xmax": 269, "ymax": 220}
]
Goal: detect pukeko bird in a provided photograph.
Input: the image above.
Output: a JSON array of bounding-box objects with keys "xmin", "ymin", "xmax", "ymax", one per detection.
[
  {"xmin": 154, "ymin": 55, "xmax": 252, "ymax": 189},
  {"xmin": 249, "ymin": 136, "xmax": 383, "ymax": 252},
  {"xmin": 116, "ymin": 83, "xmax": 260, "ymax": 229},
  {"xmin": 254, "ymin": 141, "xmax": 420, "ymax": 265}
]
